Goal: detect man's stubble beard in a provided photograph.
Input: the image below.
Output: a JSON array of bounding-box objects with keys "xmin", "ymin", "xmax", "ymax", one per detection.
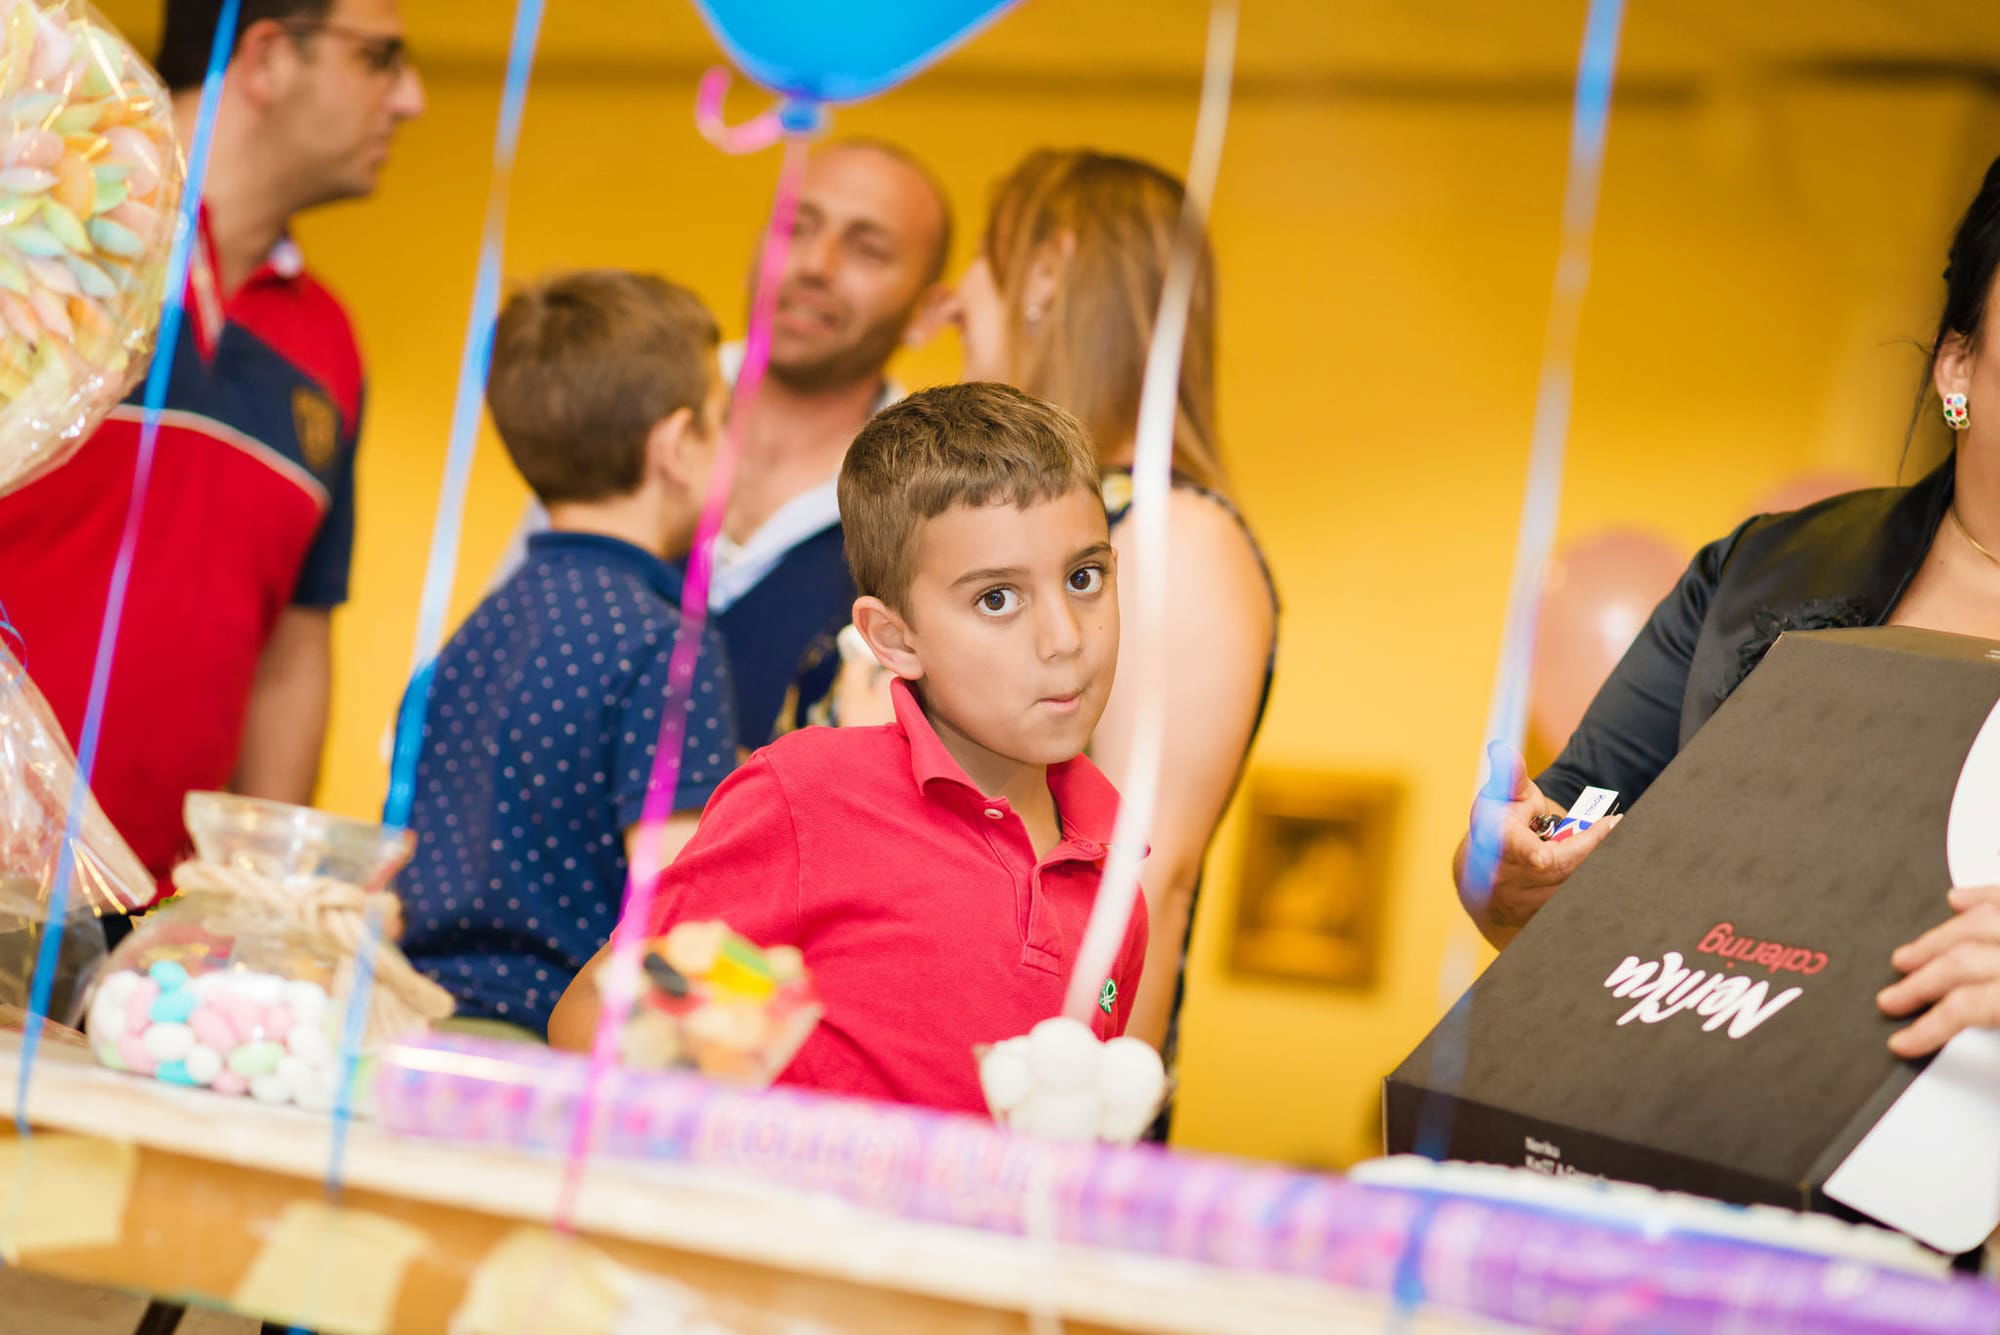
[{"xmin": 765, "ymin": 297, "xmax": 919, "ymax": 397}]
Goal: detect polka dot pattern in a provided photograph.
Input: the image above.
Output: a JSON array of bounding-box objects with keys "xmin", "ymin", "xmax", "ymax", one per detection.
[{"xmin": 400, "ymin": 532, "xmax": 740, "ymax": 1034}]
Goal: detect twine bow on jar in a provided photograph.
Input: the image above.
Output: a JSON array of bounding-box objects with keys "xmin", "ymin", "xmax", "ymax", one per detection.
[{"xmin": 168, "ymin": 861, "xmax": 453, "ymax": 1047}]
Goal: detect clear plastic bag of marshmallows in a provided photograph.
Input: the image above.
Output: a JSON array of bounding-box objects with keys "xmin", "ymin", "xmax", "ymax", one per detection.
[
  {"xmin": 84, "ymin": 792, "xmax": 453, "ymax": 1106},
  {"xmin": 0, "ymin": 0, "xmax": 187, "ymax": 500},
  {"xmin": 0, "ymin": 643, "xmax": 149, "ymax": 1035}
]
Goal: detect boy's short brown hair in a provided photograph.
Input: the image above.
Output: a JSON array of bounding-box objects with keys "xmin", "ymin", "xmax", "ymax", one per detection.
[
  {"xmin": 486, "ymin": 270, "xmax": 719, "ymax": 505},
  {"xmin": 839, "ymin": 382, "xmax": 1101, "ymax": 611}
]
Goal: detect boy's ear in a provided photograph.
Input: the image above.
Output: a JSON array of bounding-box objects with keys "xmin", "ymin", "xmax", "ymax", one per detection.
[
  {"xmin": 852, "ymin": 596, "xmax": 923, "ymax": 681},
  {"xmin": 1936, "ymin": 330, "xmax": 1975, "ymax": 406},
  {"xmin": 645, "ymin": 406, "xmax": 701, "ymax": 489}
]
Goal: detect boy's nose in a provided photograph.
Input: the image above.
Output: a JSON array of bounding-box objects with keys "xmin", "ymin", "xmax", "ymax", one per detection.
[{"xmin": 1036, "ymin": 598, "xmax": 1083, "ymax": 659}]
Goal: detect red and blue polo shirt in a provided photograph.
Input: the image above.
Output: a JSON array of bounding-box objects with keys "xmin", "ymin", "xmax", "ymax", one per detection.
[
  {"xmin": 0, "ymin": 210, "xmax": 362, "ymax": 893},
  {"xmin": 650, "ymin": 678, "xmax": 1148, "ymax": 1116}
]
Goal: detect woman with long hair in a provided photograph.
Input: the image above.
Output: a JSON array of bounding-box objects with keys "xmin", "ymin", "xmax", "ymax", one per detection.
[{"xmin": 951, "ymin": 149, "xmax": 1279, "ymax": 1056}]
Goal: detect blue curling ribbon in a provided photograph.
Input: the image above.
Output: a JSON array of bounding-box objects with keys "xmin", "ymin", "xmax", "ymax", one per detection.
[
  {"xmin": 0, "ymin": 597, "xmax": 23, "ymax": 664},
  {"xmin": 15, "ymin": 0, "xmax": 244, "ymax": 1134},
  {"xmin": 322, "ymin": 0, "xmax": 547, "ymax": 1226},
  {"xmin": 1460, "ymin": 0, "xmax": 1626, "ymax": 905},
  {"xmin": 1402, "ymin": 0, "xmax": 1626, "ymax": 1322},
  {"xmin": 381, "ymin": 0, "xmax": 545, "ymax": 834}
]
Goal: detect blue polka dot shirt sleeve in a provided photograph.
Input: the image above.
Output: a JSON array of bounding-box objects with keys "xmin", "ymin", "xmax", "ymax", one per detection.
[{"xmin": 612, "ymin": 621, "xmax": 740, "ymax": 830}]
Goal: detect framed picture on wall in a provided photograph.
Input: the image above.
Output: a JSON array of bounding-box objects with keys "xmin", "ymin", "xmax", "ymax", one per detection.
[{"xmin": 1229, "ymin": 771, "xmax": 1400, "ymax": 991}]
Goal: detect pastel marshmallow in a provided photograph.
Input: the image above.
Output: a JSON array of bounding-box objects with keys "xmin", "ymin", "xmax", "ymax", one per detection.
[
  {"xmin": 86, "ymin": 988, "xmax": 125, "ymax": 1042},
  {"xmin": 292, "ymin": 1076, "xmax": 333, "ymax": 1113},
  {"xmin": 140, "ymin": 1021, "xmax": 194, "ymax": 1063},
  {"xmin": 187, "ymin": 1005, "xmax": 237, "ymax": 1053},
  {"xmin": 183, "ymin": 1044, "xmax": 222, "ymax": 1086},
  {"xmin": 95, "ymin": 970, "xmax": 140, "ymax": 1008},
  {"xmin": 116, "ymin": 1031, "xmax": 155, "ymax": 1075},
  {"xmin": 147, "ymin": 960, "xmax": 189, "ymax": 991},
  {"xmin": 285, "ymin": 1023, "xmax": 331, "ymax": 1067},
  {"xmin": 281, "ymin": 980, "xmax": 328, "ymax": 1022},
  {"xmin": 275, "ymin": 1055, "xmax": 314, "ymax": 1095},
  {"xmin": 261, "ymin": 1004, "xmax": 294, "ymax": 1040},
  {"xmin": 209, "ymin": 1070, "xmax": 249, "ymax": 1097},
  {"xmin": 227, "ymin": 1041, "xmax": 284, "ymax": 1079},
  {"xmin": 121, "ymin": 977, "xmax": 158, "ymax": 1033},
  {"xmin": 248, "ymin": 1072, "xmax": 289, "ymax": 1104},
  {"xmin": 217, "ymin": 995, "xmax": 264, "ymax": 1040},
  {"xmin": 148, "ymin": 987, "xmax": 196, "ymax": 1024}
]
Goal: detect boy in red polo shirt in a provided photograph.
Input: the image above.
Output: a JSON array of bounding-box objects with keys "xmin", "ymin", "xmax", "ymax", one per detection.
[{"xmin": 551, "ymin": 383, "xmax": 1147, "ymax": 1115}]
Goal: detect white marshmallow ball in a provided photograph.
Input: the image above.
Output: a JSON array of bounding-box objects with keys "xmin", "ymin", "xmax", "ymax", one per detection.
[
  {"xmin": 249, "ymin": 1072, "xmax": 290, "ymax": 1104},
  {"xmin": 1097, "ymin": 1097, "xmax": 1159, "ymax": 1144},
  {"xmin": 141, "ymin": 1022, "xmax": 194, "ymax": 1063},
  {"xmin": 979, "ymin": 1037, "xmax": 1033, "ymax": 1114},
  {"xmin": 95, "ymin": 970, "xmax": 140, "ymax": 1008},
  {"xmin": 183, "ymin": 1044, "xmax": 222, "ymax": 1086},
  {"xmin": 86, "ymin": 988, "xmax": 126, "ymax": 1042},
  {"xmin": 1097, "ymin": 1037, "xmax": 1165, "ymax": 1107},
  {"xmin": 286, "ymin": 1022, "xmax": 332, "ymax": 1068},
  {"xmin": 1014, "ymin": 1090, "xmax": 1102, "ymax": 1142},
  {"xmin": 282, "ymin": 979, "xmax": 328, "ymax": 1024},
  {"xmin": 1027, "ymin": 1016, "xmax": 1099, "ymax": 1090}
]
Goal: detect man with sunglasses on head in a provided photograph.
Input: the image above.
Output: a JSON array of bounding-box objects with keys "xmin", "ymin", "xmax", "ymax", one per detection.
[{"xmin": 0, "ymin": 0, "xmax": 424, "ymax": 905}]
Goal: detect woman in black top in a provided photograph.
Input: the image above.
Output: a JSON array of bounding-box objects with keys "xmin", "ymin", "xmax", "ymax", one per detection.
[{"xmin": 1454, "ymin": 154, "xmax": 2000, "ymax": 1060}]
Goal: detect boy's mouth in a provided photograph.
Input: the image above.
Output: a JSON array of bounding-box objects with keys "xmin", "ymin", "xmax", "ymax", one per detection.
[{"xmin": 1037, "ymin": 690, "xmax": 1084, "ymax": 715}]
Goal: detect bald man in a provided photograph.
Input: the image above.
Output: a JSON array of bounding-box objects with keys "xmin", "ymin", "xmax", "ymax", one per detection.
[{"xmin": 499, "ymin": 139, "xmax": 952, "ymax": 745}]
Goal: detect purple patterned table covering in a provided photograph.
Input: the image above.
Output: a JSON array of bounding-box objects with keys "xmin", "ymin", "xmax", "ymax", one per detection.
[{"xmin": 376, "ymin": 1035, "xmax": 2000, "ymax": 1334}]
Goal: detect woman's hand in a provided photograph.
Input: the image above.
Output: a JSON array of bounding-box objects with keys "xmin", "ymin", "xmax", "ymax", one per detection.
[
  {"xmin": 1879, "ymin": 884, "xmax": 2000, "ymax": 1058},
  {"xmin": 1454, "ymin": 743, "xmax": 1619, "ymax": 949}
]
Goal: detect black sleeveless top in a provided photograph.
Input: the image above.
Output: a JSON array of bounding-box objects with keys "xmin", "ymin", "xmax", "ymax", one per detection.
[
  {"xmin": 1539, "ymin": 459, "xmax": 1953, "ymax": 810},
  {"xmin": 1099, "ymin": 469, "xmax": 1278, "ymax": 1112}
]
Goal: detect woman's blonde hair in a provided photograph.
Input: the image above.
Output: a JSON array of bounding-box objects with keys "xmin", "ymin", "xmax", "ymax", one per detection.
[{"xmin": 984, "ymin": 148, "xmax": 1226, "ymax": 493}]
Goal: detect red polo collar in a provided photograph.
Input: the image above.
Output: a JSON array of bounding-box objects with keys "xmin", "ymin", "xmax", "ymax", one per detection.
[{"xmin": 887, "ymin": 677, "xmax": 1118, "ymax": 861}]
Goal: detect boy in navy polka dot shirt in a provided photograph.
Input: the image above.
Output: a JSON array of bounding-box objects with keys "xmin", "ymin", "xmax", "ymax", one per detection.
[{"xmin": 399, "ymin": 271, "xmax": 740, "ymax": 1037}]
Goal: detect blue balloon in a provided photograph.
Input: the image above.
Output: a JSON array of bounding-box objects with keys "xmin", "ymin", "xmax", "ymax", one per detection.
[{"xmin": 691, "ymin": 0, "xmax": 1020, "ymax": 106}]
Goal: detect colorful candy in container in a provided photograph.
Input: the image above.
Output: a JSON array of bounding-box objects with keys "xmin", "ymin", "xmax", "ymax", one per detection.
[
  {"xmin": 84, "ymin": 792, "xmax": 454, "ymax": 1107},
  {"xmin": 979, "ymin": 1016, "xmax": 1169, "ymax": 1145},
  {"xmin": 0, "ymin": 0, "xmax": 183, "ymax": 498},
  {"xmin": 0, "ymin": 643, "xmax": 149, "ymax": 1031},
  {"xmin": 608, "ymin": 921, "xmax": 821, "ymax": 1086}
]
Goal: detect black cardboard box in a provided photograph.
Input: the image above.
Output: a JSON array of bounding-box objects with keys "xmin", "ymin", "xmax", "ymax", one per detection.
[{"xmin": 1386, "ymin": 627, "xmax": 2000, "ymax": 1250}]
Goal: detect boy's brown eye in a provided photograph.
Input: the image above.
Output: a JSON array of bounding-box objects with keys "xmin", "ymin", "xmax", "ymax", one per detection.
[
  {"xmin": 977, "ymin": 588, "xmax": 1021, "ymax": 615},
  {"xmin": 1069, "ymin": 566, "xmax": 1104, "ymax": 594}
]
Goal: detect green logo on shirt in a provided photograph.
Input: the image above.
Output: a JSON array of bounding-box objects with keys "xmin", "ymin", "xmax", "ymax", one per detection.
[{"xmin": 1099, "ymin": 978, "xmax": 1117, "ymax": 1014}]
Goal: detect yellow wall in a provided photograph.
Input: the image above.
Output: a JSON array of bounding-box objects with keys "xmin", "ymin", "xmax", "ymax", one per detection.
[{"xmin": 95, "ymin": 1, "xmax": 2000, "ymax": 1170}]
